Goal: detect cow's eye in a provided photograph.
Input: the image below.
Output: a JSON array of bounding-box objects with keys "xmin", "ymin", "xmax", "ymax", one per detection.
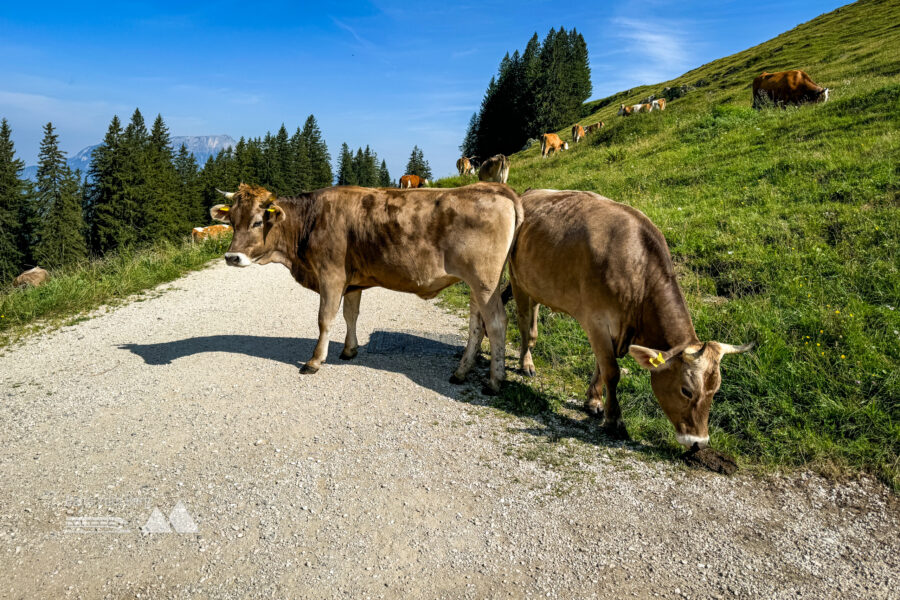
[
  {"xmin": 681, "ymin": 387, "xmax": 692, "ymax": 399},
  {"xmin": 252, "ymin": 220, "xmax": 263, "ymax": 228}
]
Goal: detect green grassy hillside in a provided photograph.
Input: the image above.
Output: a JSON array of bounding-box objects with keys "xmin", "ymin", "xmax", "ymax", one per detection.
[{"xmin": 438, "ymin": 0, "xmax": 899, "ymax": 486}]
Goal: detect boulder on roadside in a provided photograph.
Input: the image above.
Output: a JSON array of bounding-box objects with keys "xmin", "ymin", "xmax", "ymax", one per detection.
[{"xmin": 13, "ymin": 267, "xmax": 50, "ymax": 288}]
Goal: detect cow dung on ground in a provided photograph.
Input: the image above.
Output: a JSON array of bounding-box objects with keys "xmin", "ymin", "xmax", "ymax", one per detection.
[{"xmin": 683, "ymin": 446, "xmax": 739, "ymax": 475}]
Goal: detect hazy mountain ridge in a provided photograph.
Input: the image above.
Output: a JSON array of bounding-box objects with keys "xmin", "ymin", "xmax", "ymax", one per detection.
[{"xmin": 23, "ymin": 135, "xmax": 236, "ymax": 181}]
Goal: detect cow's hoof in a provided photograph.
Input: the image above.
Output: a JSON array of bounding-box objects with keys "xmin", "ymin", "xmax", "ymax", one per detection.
[
  {"xmin": 583, "ymin": 400, "xmax": 604, "ymax": 418},
  {"xmin": 601, "ymin": 420, "xmax": 630, "ymax": 440},
  {"xmin": 449, "ymin": 373, "xmax": 466, "ymax": 385},
  {"xmin": 481, "ymin": 383, "xmax": 501, "ymax": 396},
  {"xmin": 521, "ymin": 365, "xmax": 536, "ymax": 377},
  {"xmin": 300, "ymin": 363, "xmax": 320, "ymax": 375},
  {"xmin": 339, "ymin": 348, "xmax": 358, "ymax": 360}
]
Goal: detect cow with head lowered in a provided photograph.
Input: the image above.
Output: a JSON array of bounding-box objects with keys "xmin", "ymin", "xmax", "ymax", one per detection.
[
  {"xmin": 503, "ymin": 189, "xmax": 752, "ymax": 447},
  {"xmin": 456, "ymin": 156, "xmax": 476, "ymax": 176},
  {"xmin": 211, "ymin": 183, "xmax": 522, "ymax": 393},
  {"xmin": 752, "ymin": 70, "xmax": 829, "ymax": 108}
]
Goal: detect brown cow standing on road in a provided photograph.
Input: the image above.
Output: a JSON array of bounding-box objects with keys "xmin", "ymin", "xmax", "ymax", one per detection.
[
  {"xmin": 478, "ymin": 154, "xmax": 510, "ymax": 184},
  {"xmin": 504, "ymin": 189, "xmax": 752, "ymax": 446},
  {"xmin": 752, "ymin": 70, "xmax": 829, "ymax": 108},
  {"xmin": 399, "ymin": 174, "xmax": 428, "ymax": 188},
  {"xmin": 571, "ymin": 124, "xmax": 585, "ymax": 144},
  {"xmin": 211, "ymin": 183, "xmax": 522, "ymax": 393},
  {"xmin": 540, "ymin": 133, "xmax": 568, "ymax": 158}
]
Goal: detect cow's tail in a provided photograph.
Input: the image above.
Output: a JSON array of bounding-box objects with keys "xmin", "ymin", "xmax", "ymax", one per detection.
[
  {"xmin": 496, "ymin": 191, "xmax": 524, "ymax": 307},
  {"xmin": 540, "ymin": 136, "xmax": 546, "ymax": 158}
]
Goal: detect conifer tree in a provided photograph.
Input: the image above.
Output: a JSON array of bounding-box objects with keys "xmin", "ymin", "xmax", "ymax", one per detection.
[
  {"xmin": 405, "ymin": 146, "xmax": 432, "ymax": 180},
  {"xmin": 31, "ymin": 122, "xmax": 87, "ymax": 268},
  {"xmin": 174, "ymin": 144, "xmax": 203, "ymax": 226},
  {"xmin": 0, "ymin": 118, "xmax": 27, "ymax": 280},
  {"xmin": 142, "ymin": 114, "xmax": 181, "ymax": 243},
  {"xmin": 87, "ymin": 115, "xmax": 126, "ymax": 253},
  {"xmin": 114, "ymin": 108, "xmax": 150, "ymax": 249},
  {"xmin": 378, "ymin": 159, "xmax": 391, "ymax": 187},
  {"xmin": 301, "ymin": 115, "xmax": 332, "ymax": 189},
  {"xmin": 336, "ymin": 143, "xmax": 356, "ymax": 185},
  {"xmin": 289, "ymin": 126, "xmax": 310, "ymax": 194}
]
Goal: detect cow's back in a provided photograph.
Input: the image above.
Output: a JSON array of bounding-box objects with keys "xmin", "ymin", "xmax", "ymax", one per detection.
[
  {"xmin": 512, "ymin": 190, "xmax": 675, "ymax": 323},
  {"xmin": 304, "ymin": 184, "xmax": 521, "ymax": 297}
]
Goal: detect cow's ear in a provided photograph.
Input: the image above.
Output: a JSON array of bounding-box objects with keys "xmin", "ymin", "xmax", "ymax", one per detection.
[
  {"xmin": 211, "ymin": 204, "xmax": 231, "ymax": 222},
  {"xmin": 264, "ymin": 203, "xmax": 285, "ymax": 224},
  {"xmin": 629, "ymin": 345, "xmax": 669, "ymax": 370}
]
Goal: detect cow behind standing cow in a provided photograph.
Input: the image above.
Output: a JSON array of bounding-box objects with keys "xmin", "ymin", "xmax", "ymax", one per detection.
[
  {"xmin": 211, "ymin": 182, "xmax": 522, "ymax": 393},
  {"xmin": 504, "ymin": 189, "xmax": 752, "ymax": 446},
  {"xmin": 478, "ymin": 154, "xmax": 510, "ymax": 184}
]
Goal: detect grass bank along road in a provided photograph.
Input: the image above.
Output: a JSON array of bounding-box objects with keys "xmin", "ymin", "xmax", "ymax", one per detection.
[{"xmin": 0, "ymin": 261, "xmax": 897, "ymax": 598}]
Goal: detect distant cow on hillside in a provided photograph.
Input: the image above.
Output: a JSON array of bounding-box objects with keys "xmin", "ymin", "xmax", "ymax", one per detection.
[
  {"xmin": 571, "ymin": 124, "xmax": 585, "ymax": 144},
  {"xmin": 618, "ymin": 103, "xmax": 650, "ymax": 116},
  {"xmin": 191, "ymin": 224, "xmax": 232, "ymax": 243},
  {"xmin": 456, "ymin": 156, "xmax": 476, "ymax": 176},
  {"xmin": 478, "ymin": 154, "xmax": 510, "ymax": 184},
  {"xmin": 585, "ymin": 122, "xmax": 604, "ymax": 134},
  {"xmin": 399, "ymin": 174, "xmax": 428, "ymax": 189},
  {"xmin": 540, "ymin": 133, "xmax": 568, "ymax": 158},
  {"xmin": 13, "ymin": 266, "xmax": 49, "ymax": 288},
  {"xmin": 651, "ymin": 98, "xmax": 667, "ymax": 111},
  {"xmin": 752, "ymin": 70, "xmax": 829, "ymax": 108}
]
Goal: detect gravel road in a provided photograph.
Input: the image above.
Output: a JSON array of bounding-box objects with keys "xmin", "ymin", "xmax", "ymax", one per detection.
[{"xmin": 1, "ymin": 261, "xmax": 897, "ymax": 599}]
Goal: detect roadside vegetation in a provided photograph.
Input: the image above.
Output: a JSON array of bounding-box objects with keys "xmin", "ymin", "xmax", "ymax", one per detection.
[
  {"xmin": 0, "ymin": 236, "xmax": 230, "ymax": 348},
  {"xmin": 438, "ymin": 0, "xmax": 899, "ymax": 488}
]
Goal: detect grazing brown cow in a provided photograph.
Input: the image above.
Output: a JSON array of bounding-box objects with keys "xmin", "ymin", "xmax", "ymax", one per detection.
[
  {"xmin": 585, "ymin": 122, "xmax": 604, "ymax": 134},
  {"xmin": 456, "ymin": 156, "xmax": 476, "ymax": 176},
  {"xmin": 752, "ymin": 70, "xmax": 829, "ymax": 108},
  {"xmin": 651, "ymin": 98, "xmax": 667, "ymax": 111},
  {"xmin": 540, "ymin": 133, "xmax": 568, "ymax": 158},
  {"xmin": 399, "ymin": 174, "xmax": 428, "ymax": 188},
  {"xmin": 478, "ymin": 154, "xmax": 510, "ymax": 184},
  {"xmin": 13, "ymin": 266, "xmax": 49, "ymax": 288},
  {"xmin": 505, "ymin": 189, "xmax": 752, "ymax": 446},
  {"xmin": 571, "ymin": 124, "xmax": 585, "ymax": 144},
  {"xmin": 211, "ymin": 183, "xmax": 522, "ymax": 392},
  {"xmin": 191, "ymin": 224, "xmax": 232, "ymax": 243},
  {"xmin": 617, "ymin": 104, "xmax": 639, "ymax": 116}
]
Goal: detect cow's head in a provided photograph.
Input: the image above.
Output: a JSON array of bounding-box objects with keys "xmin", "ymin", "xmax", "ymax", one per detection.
[
  {"xmin": 563, "ymin": 141, "xmax": 569, "ymax": 150},
  {"xmin": 818, "ymin": 88, "xmax": 830, "ymax": 103},
  {"xmin": 618, "ymin": 104, "xmax": 626, "ymax": 115},
  {"xmin": 210, "ymin": 183, "xmax": 287, "ymax": 268},
  {"xmin": 629, "ymin": 341, "xmax": 753, "ymax": 448}
]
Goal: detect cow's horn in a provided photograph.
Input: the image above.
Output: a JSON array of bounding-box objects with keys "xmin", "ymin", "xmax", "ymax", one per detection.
[
  {"xmin": 683, "ymin": 342, "xmax": 707, "ymax": 361},
  {"xmin": 216, "ymin": 188, "xmax": 235, "ymax": 200},
  {"xmin": 720, "ymin": 342, "xmax": 755, "ymax": 355}
]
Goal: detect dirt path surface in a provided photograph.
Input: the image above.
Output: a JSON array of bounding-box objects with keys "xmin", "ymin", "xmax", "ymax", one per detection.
[{"xmin": 1, "ymin": 262, "xmax": 897, "ymax": 599}]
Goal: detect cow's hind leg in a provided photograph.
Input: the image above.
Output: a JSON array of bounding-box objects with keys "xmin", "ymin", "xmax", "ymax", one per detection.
[
  {"xmin": 468, "ymin": 286, "xmax": 508, "ymax": 395},
  {"xmin": 340, "ymin": 289, "xmax": 362, "ymax": 360},
  {"xmin": 511, "ymin": 280, "xmax": 538, "ymax": 377},
  {"xmin": 450, "ymin": 297, "xmax": 485, "ymax": 385},
  {"xmin": 301, "ymin": 286, "xmax": 342, "ymax": 374}
]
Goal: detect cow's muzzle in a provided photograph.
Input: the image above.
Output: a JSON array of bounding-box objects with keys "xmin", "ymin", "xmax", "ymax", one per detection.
[
  {"xmin": 675, "ymin": 433, "xmax": 709, "ymax": 449},
  {"xmin": 224, "ymin": 252, "xmax": 252, "ymax": 267}
]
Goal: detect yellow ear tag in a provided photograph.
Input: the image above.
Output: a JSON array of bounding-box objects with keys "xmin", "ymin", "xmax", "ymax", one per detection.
[
  {"xmin": 649, "ymin": 352, "xmax": 666, "ymax": 368},
  {"xmin": 220, "ymin": 206, "xmax": 229, "ymax": 212},
  {"xmin": 267, "ymin": 207, "xmax": 275, "ymax": 213}
]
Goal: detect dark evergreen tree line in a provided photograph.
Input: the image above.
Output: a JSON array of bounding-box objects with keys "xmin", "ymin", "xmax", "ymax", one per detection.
[
  {"xmin": 0, "ymin": 111, "xmax": 343, "ymax": 280},
  {"xmin": 336, "ymin": 143, "xmax": 392, "ymax": 187},
  {"xmin": 462, "ymin": 27, "xmax": 591, "ymax": 159},
  {"xmin": 404, "ymin": 145, "xmax": 433, "ymax": 181}
]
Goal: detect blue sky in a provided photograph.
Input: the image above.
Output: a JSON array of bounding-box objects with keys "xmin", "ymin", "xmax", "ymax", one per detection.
[{"xmin": 1, "ymin": 0, "xmax": 847, "ymax": 180}]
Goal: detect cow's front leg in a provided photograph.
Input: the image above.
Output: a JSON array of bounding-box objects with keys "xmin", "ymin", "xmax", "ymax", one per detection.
[
  {"xmin": 301, "ymin": 287, "xmax": 342, "ymax": 374},
  {"xmin": 340, "ymin": 288, "xmax": 362, "ymax": 360}
]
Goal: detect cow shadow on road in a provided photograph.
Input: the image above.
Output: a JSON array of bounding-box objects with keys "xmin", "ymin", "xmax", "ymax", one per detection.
[{"xmin": 118, "ymin": 332, "xmax": 677, "ymax": 460}]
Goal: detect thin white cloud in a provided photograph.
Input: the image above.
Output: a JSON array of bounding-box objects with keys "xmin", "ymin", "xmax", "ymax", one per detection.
[
  {"xmin": 331, "ymin": 17, "xmax": 376, "ymax": 50},
  {"xmin": 608, "ymin": 17, "xmax": 696, "ymax": 84}
]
